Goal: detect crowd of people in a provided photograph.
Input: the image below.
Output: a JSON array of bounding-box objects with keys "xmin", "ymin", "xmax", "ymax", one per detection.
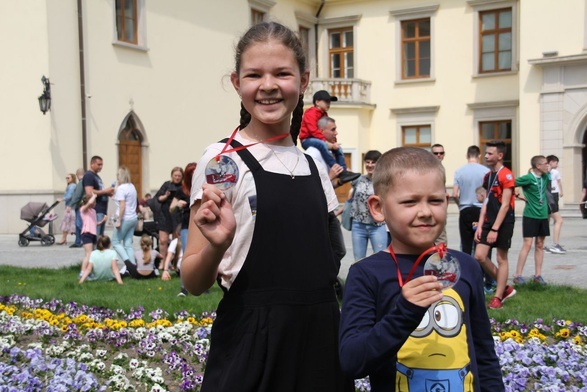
[{"xmin": 52, "ymin": 21, "xmax": 584, "ymax": 392}]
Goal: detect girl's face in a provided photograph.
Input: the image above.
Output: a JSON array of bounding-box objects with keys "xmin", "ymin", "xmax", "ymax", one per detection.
[
  {"xmin": 231, "ymin": 39, "xmax": 309, "ymax": 135},
  {"xmin": 172, "ymin": 170, "xmax": 183, "ymax": 184},
  {"xmin": 65, "ymin": 175, "xmax": 72, "ymax": 184},
  {"xmin": 369, "ymin": 170, "xmax": 448, "ymax": 254},
  {"xmin": 364, "ymin": 159, "xmax": 377, "ymax": 177}
]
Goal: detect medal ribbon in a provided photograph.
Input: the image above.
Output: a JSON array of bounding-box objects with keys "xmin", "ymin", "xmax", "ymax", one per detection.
[
  {"xmin": 215, "ymin": 126, "xmax": 291, "ymax": 162},
  {"xmin": 389, "ymin": 243, "xmax": 447, "ymax": 288}
]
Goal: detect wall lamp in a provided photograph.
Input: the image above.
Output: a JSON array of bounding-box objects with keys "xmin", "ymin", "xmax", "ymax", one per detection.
[{"xmin": 38, "ymin": 75, "xmax": 51, "ymax": 115}]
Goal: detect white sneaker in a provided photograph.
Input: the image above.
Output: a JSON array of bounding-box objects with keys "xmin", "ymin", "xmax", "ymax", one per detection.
[{"xmin": 549, "ymin": 244, "xmax": 566, "ymax": 254}]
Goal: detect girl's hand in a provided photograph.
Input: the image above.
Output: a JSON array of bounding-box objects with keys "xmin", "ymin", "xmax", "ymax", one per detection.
[
  {"xmin": 116, "ymin": 220, "xmax": 121, "ymax": 229},
  {"xmin": 161, "ymin": 270, "xmax": 171, "ymax": 281},
  {"xmin": 195, "ymin": 184, "xmax": 236, "ymax": 249},
  {"xmin": 401, "ymin": 275, "xmax": 444, "ymax": 308},
  {"xmin": 66, "ymin": 206, "xmax": 71, "ymax": 213}
]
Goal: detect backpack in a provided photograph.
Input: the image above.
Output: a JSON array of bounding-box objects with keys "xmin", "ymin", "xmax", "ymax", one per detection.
[{"xmin": 70, "ymin": 181, "xmax": 85, "ymax": 209}]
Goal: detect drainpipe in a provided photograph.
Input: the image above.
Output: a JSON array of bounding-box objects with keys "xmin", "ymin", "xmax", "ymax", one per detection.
[
  {"xmin": 314, "ymin": 0, "xmax": 326, "ymax": 77},
  {"xmin": 77, "ymin": 0, "xmax": 88, "ymax": 171}
]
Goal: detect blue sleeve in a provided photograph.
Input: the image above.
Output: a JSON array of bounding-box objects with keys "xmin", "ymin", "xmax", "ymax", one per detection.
[
  {"xmin": 462, "ymin": 257, "xmax": 505, "ymax": 391},
  {"xmin": 339, "ymin": 262, "xmax": 428, "ymax": 379},
  {"xmin": 64, "ymin": 184, "xmax": 76, "ymax": 206}
]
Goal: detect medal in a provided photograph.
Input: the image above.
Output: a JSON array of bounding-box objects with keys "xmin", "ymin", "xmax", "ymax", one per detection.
[
  {"xmin": 205, "ymin": 155, "xmax": 239, "ymax": 191},
  {"xmin": 207, "ymin": 126, "xmax": 292, "ymax": 191},
  {"xmin": 423, "ymin": 252, "xmax": 461, "ymax": 290}
]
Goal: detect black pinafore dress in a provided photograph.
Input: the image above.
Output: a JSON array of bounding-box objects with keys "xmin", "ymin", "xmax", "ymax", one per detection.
[{"xmin": 201, "ymin": 141, "xmax": 351, "ymax": 392}]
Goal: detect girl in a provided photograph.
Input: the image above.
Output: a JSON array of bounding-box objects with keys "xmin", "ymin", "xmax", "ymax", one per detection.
[
  {"xmin": 125, "ymin": 234, "xmax": 162, "ymax": 279},
  {"xmin": 57, "ymin": 173, "xmax": 77, "ymax": 245},
  {"xmin": 155, "ymin": 166, "xmax": 184, "ymax": 262},
  {"xmin": 182, "ymin": 22, "xmax": 351, "ymax": 391},
  {"xmin": 80, "ymin": 193, "xmax": 107, "ymax": 276},
  {"xmin": 111, "ymin": 166, "xmax": 138, "ymax": 264},
  {"xmin": 79, "ymin": 235, "xmax": 123, "ymax": 284}
]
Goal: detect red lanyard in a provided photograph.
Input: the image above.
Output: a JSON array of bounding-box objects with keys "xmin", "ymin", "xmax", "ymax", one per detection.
[
  {"xmin": 389, "ymin": 243, "xmax": 447, "ymax": 287},
  {"xmin": 215, "ymin": 126, "xmax": 291, "ymax": 162}
]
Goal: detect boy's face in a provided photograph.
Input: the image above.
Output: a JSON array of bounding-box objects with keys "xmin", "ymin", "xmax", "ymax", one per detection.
[
  {"xmin": 484, "ymin": 146, "xmax": 502, "ymax": 167},
  {"xmin": 368, "ymin": 170, "xmax": 448, "ymax": 254},
  {"xmin": 315, "ymin": 99, "xmax": 331, "ymax": 111},
  {"xmin": 548, "ymin": 160, "xmax": 558, "ymax": 169},
  {"xmin": 476, "ymin": 191, "xmax": 486, "ymax": 203}
]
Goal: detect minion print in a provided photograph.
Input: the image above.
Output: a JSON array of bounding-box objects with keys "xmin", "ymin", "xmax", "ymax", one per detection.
[{"xmin": 395, "ymin": 289, "xmax": 473, "ymax": 392}]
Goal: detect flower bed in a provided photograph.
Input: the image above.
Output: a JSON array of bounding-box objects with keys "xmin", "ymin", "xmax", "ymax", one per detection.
[{"xmin": 1, "ymin": 295, "xmax": 586, "ymax": 391}]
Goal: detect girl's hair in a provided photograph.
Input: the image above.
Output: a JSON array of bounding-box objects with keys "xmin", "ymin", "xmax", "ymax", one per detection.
[
  {"xmin": 171, "ymin": 166, "xmax": 184, "ymax": 180},
  {"xmin": 235, "ymin": 22, "xmax": 307, "ymax": 145},
  {"xmin": 170, "ymin": 224, "xmax": 182, "ymax": 270},
  {"xmin": 182, "ymin": 162, "xmax": 197, "ymax": 196},
  {"xmin": 117, "ymin": 166, "xmax": 132, "ymax": 184},
  {"xmin": 372, "ymin": 147, "xmax": 446, "ymax": 197},
  {"xmin": 140, "ymin": 234, "xmax": 153, "ymax": 264},
  {"xmin": 97, "ymin": 235, "xmax": 111, "ymax": 250},
  {"xmin": 67, "ymin": 173, "xmax": 77, "ymax": 184}
]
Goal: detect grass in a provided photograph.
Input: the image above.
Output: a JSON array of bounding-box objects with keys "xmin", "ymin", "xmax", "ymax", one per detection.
[
  {"xmin": 0, "ymin": 265, "xmax": 223, "ymax": 319},
  {"xmin": 1, "ymin": 264, "xmax": 587, "ymax": 325}
]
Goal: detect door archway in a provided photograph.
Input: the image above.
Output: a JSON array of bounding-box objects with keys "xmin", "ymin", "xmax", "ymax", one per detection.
[{"xmin": 117, "ymin": 114, "xmax": 145, "ymax": 197}]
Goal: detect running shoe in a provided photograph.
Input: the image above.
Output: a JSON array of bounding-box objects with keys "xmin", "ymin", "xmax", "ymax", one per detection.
[
  {"xmin": 533, "ymin": 275, "xmax": 547, "ymax": 285},
  {"xmin": 488, "ymin": 296, "xmax": 503, "ymax": 309},
  {"xmin": 551, "ymin": 244, "xmax": 566, "ymax": 254},
  {"xmin": 543, "ymin": 246, "xmax": 552, "ymax": 253},
  {"xmin": 177, "ymin": 288, "xmax": 188, "ymax": 297},
  {"xmin": 513, "ymin": 276, "xmax": 526, "ymax": 284},
  {"xmin": 502, "ymin": 285, "xmax": 517, "ymax": 302}
]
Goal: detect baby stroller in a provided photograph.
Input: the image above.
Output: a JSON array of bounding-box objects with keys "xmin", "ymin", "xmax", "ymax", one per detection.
[{"xmin": 18, "ymin": 201, "xmax": 60, "ymax": 247}]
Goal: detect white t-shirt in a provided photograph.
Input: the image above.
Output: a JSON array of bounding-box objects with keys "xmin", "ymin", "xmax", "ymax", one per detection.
[
  {"xmin": 191, "ymin": 132, "xmax": 338, "ymax": 290},
  {"xmin": 550, "ymin": 168, "xmax": 561, "ymax": 194},
  {"xmin": 114, "ymin": 183, "xmax": 138, "ymax": 221},
  {"xmin": 168, "ymin": 238, "xmax": 183, "ymax": 269}
]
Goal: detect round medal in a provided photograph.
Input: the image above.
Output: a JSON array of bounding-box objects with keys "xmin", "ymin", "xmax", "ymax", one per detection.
[
  {"xmin": 423, "ymin": 252, "xmax": 461, "ymax": 290},
  {"xmin": 205, "ymin": 155, "xmax": 239, "ymax": 191}
]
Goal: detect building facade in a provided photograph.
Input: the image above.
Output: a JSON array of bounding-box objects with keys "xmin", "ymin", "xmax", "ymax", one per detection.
[{"xmin": 1, "ymin": 0, "xmax": 586, "ymax": 234}]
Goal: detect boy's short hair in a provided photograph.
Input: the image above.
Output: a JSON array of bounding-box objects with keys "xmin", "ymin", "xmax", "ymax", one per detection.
[
  {"xmin": 475, "ymin": 185, "xmax": 486, "ymax": 194},
  {"xmin": 485, "ymin": 140, "xmax": 507, "ymax": 156},
  {"xmin": 372, "ymin": 147, "xmax": 446, "ymax": 197},
  {"xmin": 364, "ymin": 150, "xmax": 382, "ymax": 162},
  {"xmin": 546, "ymin": 155, "xmax": 559, "ymax": 163},
  {"xmin": 531, "ymin": 155, "xmax": 546, "ymax": 169}
]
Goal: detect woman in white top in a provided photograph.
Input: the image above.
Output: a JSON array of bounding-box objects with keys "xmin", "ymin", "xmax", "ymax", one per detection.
[
  {"xmin": 125, "ymin": 234, "xmax": 161, "ymax": 279},
  {"xmin": 111, "ymin": 166, "xmax": 138, "ymax": 263}
]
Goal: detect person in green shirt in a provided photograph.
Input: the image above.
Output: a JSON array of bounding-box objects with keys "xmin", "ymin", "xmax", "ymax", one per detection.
[
  {"xmin": 513, "ymin": 155, "xmax": 550, "ymax": 285},
  {"xmin": 79, "ymin": 235, "xmax": 123, "ymax": 284}
]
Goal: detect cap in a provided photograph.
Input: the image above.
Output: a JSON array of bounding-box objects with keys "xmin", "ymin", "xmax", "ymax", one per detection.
[{"xmin": 312, "ymin": 90, "xmax": 338, "ymax": 104}]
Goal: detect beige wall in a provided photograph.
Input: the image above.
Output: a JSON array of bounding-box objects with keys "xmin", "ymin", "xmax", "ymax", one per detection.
[{"xmin": 2, "ymin": 0, "xmax": 586, "ymax": 233}]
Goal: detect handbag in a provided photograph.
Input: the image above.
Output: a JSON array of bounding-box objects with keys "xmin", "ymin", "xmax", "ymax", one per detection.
[{"xmin": 341, "ymin": 200, "xmax": 353, "ymax": 231}]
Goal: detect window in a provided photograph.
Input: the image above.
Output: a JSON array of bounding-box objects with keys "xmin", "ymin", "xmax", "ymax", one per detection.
[
  {"xmin": 479, "ymin": 120, "xmax": 512, "ymax": 169},
  {"xmin": 479, "ymin": 8, "xmax": 512, "ymax": 73},
  {"xmin": 299, "ymin": 26, "xmax": 310, "ymax": 69},
  {"xmin": 401, "ymin": 19, "xmax": 431, "ymax": 79},
  {"xmin": 251, "ymin": 9, "xmax": 265, "ymax": 25},
  {"xmin": 402, "ymin": 125, "xmax": 432, "ymax": 148},
  {"xmin": 116, "ymin": 0, "xmax": 137, "ymax": 44},
  {"xmin": 329, "ymin": 28, "xmax": 354, "ymax": 78}
]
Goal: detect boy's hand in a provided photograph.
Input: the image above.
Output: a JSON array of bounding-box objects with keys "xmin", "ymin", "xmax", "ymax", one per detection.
[{"xmin": 402, "ymin": 275, "xmax": 444, "ymax": 307}]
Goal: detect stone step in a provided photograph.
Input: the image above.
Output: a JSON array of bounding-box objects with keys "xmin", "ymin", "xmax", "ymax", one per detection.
[{"xmin": 559, "ymin": 203, "xmax": 586, "ymax": 219}]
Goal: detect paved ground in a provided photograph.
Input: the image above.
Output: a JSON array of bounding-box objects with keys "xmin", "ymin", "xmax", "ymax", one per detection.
[{"xmin": 1, "ymin": 215, "xmax": 586, "ymax": 288}]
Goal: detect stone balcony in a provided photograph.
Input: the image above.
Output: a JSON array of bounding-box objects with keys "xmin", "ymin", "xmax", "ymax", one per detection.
[{"xmin": 305, "ymin": 78, "xmax": 374, "ymax": 107}]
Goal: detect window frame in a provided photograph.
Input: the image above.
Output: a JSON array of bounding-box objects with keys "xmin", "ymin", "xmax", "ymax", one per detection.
[
  {"xmin": 478, "ymin": 7, "xmax": 512, "ymax": 74},
  {"xmin": 390, "ymin": 4, "xmax": 438, "ymax": 84},
  {"xmin": 401, "ymin": 18, "xmax": 431, "ymax": 80},
  {"xmin": 402, "ymin": 124, "xmax": 432, "ymax": 148},
  {"xmin": 468, "ymin": 0, "xmax": 518, "ymax": 77},
  {"xmin": 248, "ymin": 0, "xmax": 275, "ymax": 26},
  {"xmin": 318, "ymin": 14, "xmax": 361, "ymax": 79},
  {"xmin": 113, "ymin": 0, "xmax": 147, "ymax": 50},
  {"xmin": 328, "ymin": 28, "xmax": 354, "ymax": 79}
]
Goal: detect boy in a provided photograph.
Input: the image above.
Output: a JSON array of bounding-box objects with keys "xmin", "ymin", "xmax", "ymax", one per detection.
[
  {"xmin": 339, "ymin": 147, "xmax": 504, "ymax": 391},
  {"xmin": 545, "ymin": 155, "xmax": 566, "ymax": 254},
  {"xmin": 513, "ymin": 156, "xmax": 550, "ymax": 284},
  {"xmin": 474, "ymin": 140, "xmax": 516, "ymax": 310},
  {"xmin": 299, "ymin": 90, "xmax": 359, "ymax": 184}
]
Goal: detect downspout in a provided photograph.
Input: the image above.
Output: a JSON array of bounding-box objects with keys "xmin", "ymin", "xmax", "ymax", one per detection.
[
  {"xmin": 77, "ymin": 0, "xmax": 88, "ymax": 171},
  {"xmin": 314, "ymin": 0, "xmax": 326, "ymax": 77}
]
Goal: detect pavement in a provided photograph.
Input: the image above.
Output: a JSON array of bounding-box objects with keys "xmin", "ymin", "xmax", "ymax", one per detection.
[{"xmin": 1, "ymin": 215, "xmax": 587, "ymax": 288}]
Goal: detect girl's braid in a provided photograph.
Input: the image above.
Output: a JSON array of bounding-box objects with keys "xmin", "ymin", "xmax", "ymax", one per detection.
[
  {"xmin": 239, "ymin": 102, "xmax": 251, "ymax": 130},
  {"xmin": 289, "ymin": 95, "xmax": 305, "ymax": 145}
]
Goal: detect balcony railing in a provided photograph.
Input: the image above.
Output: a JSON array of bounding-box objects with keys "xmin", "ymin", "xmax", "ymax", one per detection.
[{"xmin": 305, "ymin": 78, "xmax": 372, "ymax": 106}]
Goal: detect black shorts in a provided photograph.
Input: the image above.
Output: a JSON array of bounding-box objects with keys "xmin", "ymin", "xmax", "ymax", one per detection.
[
  {"xmin": 479, "ymin": 221, "xmax": 515, "ymax": 249},
  {"xmin": 522, "ymin": 216, "xmax": 550, "ymax": 238},
  {"xmin": 81, "ymin": 232, "xmax": 97, "ymax": 245},
  {"xmin": 549, "ymin": 193, "xmax": 560, "ymax": 213}
]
